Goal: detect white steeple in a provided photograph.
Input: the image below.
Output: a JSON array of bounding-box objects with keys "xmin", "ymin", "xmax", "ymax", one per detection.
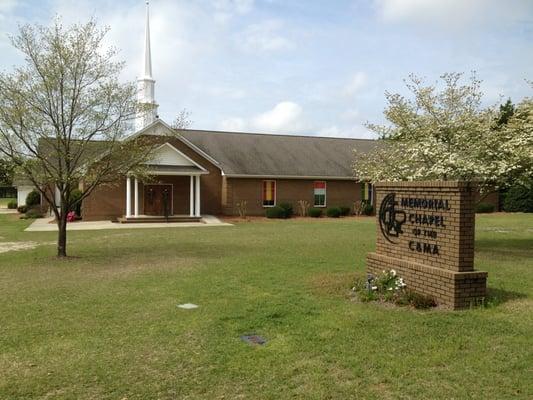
[{"xmin": 135, "ymin": 0, "xmax": 158, "ymax": 131}]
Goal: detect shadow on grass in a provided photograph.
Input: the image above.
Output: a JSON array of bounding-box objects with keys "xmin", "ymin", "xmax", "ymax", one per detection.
[
  {"xmin": 308, "ymin": 271, "xmax": 356, "ymax": 298},
  {"xmin": 475, "ymin": 238, "xmax": 533, "ymax": 265},
  {"xmin": 476, "ymin": 238, "xmax": 533, "ymax": 257},
  {"xmin": 485, "ymin": 286, "xmax": 527, "ymax": 307}
]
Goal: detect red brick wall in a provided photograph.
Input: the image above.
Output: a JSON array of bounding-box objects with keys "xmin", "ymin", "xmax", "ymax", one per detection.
[
  {"xmin": 222, "ymin": 178, "xmax": 363, "ymax": 216},
  {"xmin": 366, "ymin": 181, "xmax": 487, "ymax": 309},
  {"xmin": 374, "ymin": 181, "xmax": 475, "ymax": 272},
  {"xmin": 81, "ymin": 135, "xmax": 223, "ymax": 221}
]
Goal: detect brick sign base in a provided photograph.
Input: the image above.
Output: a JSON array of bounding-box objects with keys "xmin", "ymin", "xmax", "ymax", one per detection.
[{"xmin": 366, "ymin": 181, "xmax": 487, "ymax": 309}]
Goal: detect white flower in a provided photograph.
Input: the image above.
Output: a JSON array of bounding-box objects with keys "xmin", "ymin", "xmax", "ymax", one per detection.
[
  {"xmin": 390, "ymin": 269, "xmax": 397, "ymax": 277},
  {"xmin": 372, "ymin": 286, "xmax": 377, "ymax": 290}
]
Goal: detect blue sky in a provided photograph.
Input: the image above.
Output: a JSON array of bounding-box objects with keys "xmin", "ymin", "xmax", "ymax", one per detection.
[{"xmin": 1, "ymin": 0, "xmax": 532, "ymax": 138}]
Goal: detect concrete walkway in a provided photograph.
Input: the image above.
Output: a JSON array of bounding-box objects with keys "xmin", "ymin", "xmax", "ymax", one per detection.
[
  {"xmin": 0, "ymin": 209, "xmax": 17, "ymax": 214},
  {"xmin": 25, "ymin": 215, "xmax": 233, "ymax": 232}
]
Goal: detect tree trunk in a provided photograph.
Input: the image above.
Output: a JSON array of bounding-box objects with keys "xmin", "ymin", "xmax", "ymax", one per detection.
[{"xmin": 57, "ymin": 209, "xmax": 68, "ymax": 257}]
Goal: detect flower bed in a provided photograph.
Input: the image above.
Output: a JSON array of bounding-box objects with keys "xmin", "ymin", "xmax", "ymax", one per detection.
[{"xmin": 353, "ymin": 269, "xmax": 436, "ymax": 309}]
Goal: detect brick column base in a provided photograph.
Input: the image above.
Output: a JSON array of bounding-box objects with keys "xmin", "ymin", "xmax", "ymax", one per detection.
[{"xmin": 367, "ymin": 252, "xmax": 487, "ymax": 309}]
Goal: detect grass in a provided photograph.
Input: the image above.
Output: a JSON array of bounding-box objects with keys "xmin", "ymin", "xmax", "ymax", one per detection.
[
  {"xmin": 0, "ymin": 197, "xmax": 16, "ymax": 207},
  {"xmin": 0, "ymin": 213, "xmax": 532, "ymax": 399}
]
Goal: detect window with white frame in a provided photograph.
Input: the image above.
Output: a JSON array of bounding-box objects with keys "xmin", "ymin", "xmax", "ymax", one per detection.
[
  {"xmin": 314, "ymin": 181, "xmax": 326, "ymax": 207},
  {"xmin": 262, "ymin": 180, "xmax": 276, "ymax": 207}
]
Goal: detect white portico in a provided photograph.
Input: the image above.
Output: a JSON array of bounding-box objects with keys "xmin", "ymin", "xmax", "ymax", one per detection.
[{"xmin": 123, "ymin": 142, "xmax": 208, "ymax": 222}]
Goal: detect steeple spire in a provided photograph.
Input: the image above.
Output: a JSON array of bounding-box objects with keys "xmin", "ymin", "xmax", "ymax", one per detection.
[
  {"xmin": 135, "ymin": 0, "xmax": 158, "ymax": 131},
  {"xmin": 142, "ymin": 0, "xmax": 152, "ymax": 79}
]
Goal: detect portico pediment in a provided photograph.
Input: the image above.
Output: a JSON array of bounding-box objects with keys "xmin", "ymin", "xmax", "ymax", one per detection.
[{"xmin": 147, "ymin": 142, "xmax": 208, "ymax": 174}]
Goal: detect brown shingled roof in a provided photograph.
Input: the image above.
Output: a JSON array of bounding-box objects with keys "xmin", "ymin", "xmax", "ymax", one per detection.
[{"xmin": 177, "ymin": 129, "xmax": 377, "ymax": 178}]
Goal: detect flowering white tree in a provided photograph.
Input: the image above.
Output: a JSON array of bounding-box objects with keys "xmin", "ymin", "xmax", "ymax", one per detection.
[{"xmin": 354, "ymin": 73, "xmax": 533, "ymax": 192}]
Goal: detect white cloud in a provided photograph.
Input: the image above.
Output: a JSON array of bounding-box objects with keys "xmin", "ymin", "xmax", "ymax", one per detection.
[
  {"xmin": 341, "ymin": 108, "xmax": 361, "ymax": 122},
  {"xmin": 205, "ymin": 85, "xmax": 246, "ymax": 99},
  {"xmin": 251, "ymin": 101, "xmax": 304, "ymax": 132},
  {"xmin": 218, "ymin": 102, "xmax": 374, "ymax": 138},
  {"xmin": 0, "ymin": 0, "xmax": 17, "ymax": 14},
  {"xmin": 213, "ymin": 0, "xmax": 254, "ymax": 23},
  {"xmin": 238, "ymin": 20, "xmax": 293, "ymax": 53},
  {"xmin": 375, "ymin": 0, "xmax": 533, "ymax": 28},
  {"xmin": 343, "ymin": 72, "xmax": 367, "ymax": 97},
  {"xmin": 219, "ymin": 117, "xmax": 246, "ymax": 131},
  {"xmin": 319, "ymin": 124, "xmax": 376, "ymax": 139},
  {"xmin": 318, "ymin": 125, "xmax": 342, "ymax": 137},
  {"xmin": 214, "ymin": 0, "xmax": 254, "ymax": 14},
  {"xmin": 0, "ymin": 0, "xmax": 22, "ymax": 52},
  {"xmin": 218, "ymin": 101, "xmax": 306, "ymax": 133}
]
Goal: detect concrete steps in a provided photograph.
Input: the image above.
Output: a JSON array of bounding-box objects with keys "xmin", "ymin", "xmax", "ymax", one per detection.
[{"xmin": 117, "ymin": 215, "xmax": 202, "ymax": 224}]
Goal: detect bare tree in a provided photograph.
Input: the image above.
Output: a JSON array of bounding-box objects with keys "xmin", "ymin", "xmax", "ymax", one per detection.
[
  {"xmin": 171, "ymin": 109, "xmax": 192, "ymax": 130},
  {"xmin": 0, "ymin": 19, "xmax": 155, "ymax": 257}
]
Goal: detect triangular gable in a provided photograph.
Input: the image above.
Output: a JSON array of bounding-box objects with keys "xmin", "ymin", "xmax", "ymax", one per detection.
[
  {"xmin": 131, "ymin": 119, "xmax": 221, "ymax": 170},
  {"xmin": 132, "ymin": 119, "xmax": 175, "ymax": 138},
  {"xmin": 148, "ymin": 142, "xmax": 208, "ymax": 172}
]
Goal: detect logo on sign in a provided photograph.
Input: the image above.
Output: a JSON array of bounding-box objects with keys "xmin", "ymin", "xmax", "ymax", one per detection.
[{"xmin": 379, "ymin": 193, "xmax": 406, "ymax": 243}]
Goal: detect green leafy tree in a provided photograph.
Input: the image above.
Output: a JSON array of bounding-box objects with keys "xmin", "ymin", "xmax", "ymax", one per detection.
[
  {"xmin": 0, "ymin": 20, "xmax": 156, "ymax": 257},
  {"xmin": 496, "ymin": 98, "xmax": 515, "ymax": 126},
  {"xmin": 354, "ymin": 73, "xmax": 533, "ymax": 193}
]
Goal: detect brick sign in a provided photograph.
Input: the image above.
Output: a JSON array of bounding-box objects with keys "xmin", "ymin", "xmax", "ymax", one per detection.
[{"xmin": 366, "ymin": 181, "xmax": 487, "ymax": 309}]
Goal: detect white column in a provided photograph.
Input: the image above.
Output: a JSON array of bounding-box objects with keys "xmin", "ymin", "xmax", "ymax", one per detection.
[
  {"xmin": 189, "ymin": 175, "xmax": 194, "ymax": 217},
  {"xmin": 134, "ymin": 177, "xmax": 139, "ymax": 217},
  {"xmin": 195, "ymin": 175, "xmax": 201, "ymax": 217},
  {"xmin": 126, "ymin": 176, "xmax": 131, "ymax": 217}
]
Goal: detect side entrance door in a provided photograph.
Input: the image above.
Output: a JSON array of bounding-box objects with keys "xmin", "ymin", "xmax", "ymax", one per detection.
[{"xmin": 144, "ymin": 184, "xmax": 173, "ymax": 216}]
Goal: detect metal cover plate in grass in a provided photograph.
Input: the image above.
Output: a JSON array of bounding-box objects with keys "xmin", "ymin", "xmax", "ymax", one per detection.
[
  {"xmin": 240, "ymin": 335, "xmax": 267, "ymax": 345},
  {"xmin": 177, "ymin": 303, "xmax": 198, "ymax": 309}
]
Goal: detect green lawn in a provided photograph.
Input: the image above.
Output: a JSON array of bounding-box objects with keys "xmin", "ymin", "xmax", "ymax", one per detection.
[{"xmin": 0, "ymin": 214, "xmax": 532, "ymax": 399}]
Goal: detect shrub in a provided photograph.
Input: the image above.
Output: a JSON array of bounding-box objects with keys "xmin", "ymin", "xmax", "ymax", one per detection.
[
  {"xmin": 7, "ymin": 200, "xmax": 17, "ymax": 209},
  {"xmin": 339, "ymin": 206, "xmax": 351, "ymax": 216},
  {"xmin": 353, "ymin": 270, "xmax": 406, "ymax": 303},
  {"xmin": 17, "ymin": 205, "xmax": 27, "ymax": 213},
  {"xmin": 362, "ymin": 202, "xmax": 373, "ymax": 215},
  {"xmin": 25, "ymin": 190, "xmax": 40, "ymax": 207},
  {"xmin": 354, "ymin": 200, "xmax": 365, "ymax": 215},
  {"xmin": 265, "ymin": 206, "xmax": 286, "ymax": 219},
  {"xmin": 69, "ymin": 188, "xmax": 83, "ymax": 214},
  {"xmin": 326, "ymin": 207, "xmax": 342, "ymax": 218},
  {"xmin": 296, "ymin": 200, "xmax": 310, "ymax": 217},
  {"xmin": 503, "ymin": 184, "xmax": 533, "ymax": 212},
  {"xmin": 67, "ymin": 211, "xmax": 77, "ymax": 222},
  {"xmin": 476, "ymin": 202, "xmax": 495, "ymax": 213},
  {"xmin": 308, "ymin": 207, "xmax": 323, "ymax": 218},
  {"xmin": 352, "ymin": 277, "xmax": 378, "ymax": 302},
  {"xmin": 235, "ymin": 200, "xmax": 247, "ymax": 219},
  {"xmin": 353, "ymin": 270, "xmax": 437, "ymax": 310},
  {"xmin": 278, "ymin": 202, "xmax": 293, "ymax": 218},
  {"xmin": 24, "ymin": 208, "xmax": 44, "ymax": 219}
]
